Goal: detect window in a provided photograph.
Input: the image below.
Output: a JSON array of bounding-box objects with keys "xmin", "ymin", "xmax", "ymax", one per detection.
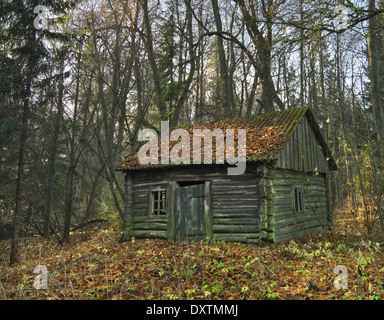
[
  {"xmin": 151, "ymin": 190, "xmax": 167, "ymax": 216},
  {"xmin": 294, "ymin": 186, "xmax": 304, "ymax": 213}
]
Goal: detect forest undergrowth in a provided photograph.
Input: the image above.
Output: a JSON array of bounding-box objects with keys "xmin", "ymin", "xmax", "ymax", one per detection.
[{"xmin": 1, "ymin": 208, "xmax": 384, "ymax": 300}]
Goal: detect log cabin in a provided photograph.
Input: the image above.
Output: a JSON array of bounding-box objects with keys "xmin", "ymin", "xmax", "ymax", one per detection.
[{"xmin": 116, "ymin": 107, "xmax": 337, "ymax": 244}]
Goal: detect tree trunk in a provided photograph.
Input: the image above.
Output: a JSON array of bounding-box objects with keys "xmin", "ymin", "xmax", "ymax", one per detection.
[
  {"xmin": 368, "ymin": 0, "xmax": 384, "ymax": 160},
  {"xmin": 235, "ymin": 0, "xmax": 284, "ymax": 113},
  {"xmin": 142, "ymin": 0, "xmax": 167, "ymax": 119},
  {"xmin": 170, "ymin": 0, "xmax": 196, "ymax": 126},
  {"xmin": 44, "ymin": 59, "xmax": 65, "ymax": 238},
  {"xmin": 299, "ymin": 0, "xmax": 305, "ymax": 108},
  {"xmin": 119, "ymin": 174, "xmax": 131, "ymax": 242},
  {"xmin": 63, "ymin": 157, "xmax": 75, "ymax": 244},
  {"xmin": 10, "ymin": 76, "xmax": 31, "ymax": 265},
  {"xmin": 211, "ymin": 0, "xmax": 235, "ymax": 117}
]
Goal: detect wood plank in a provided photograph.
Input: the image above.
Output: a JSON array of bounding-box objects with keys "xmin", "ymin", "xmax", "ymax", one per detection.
[
  {"xmin": 213, "ymin": 217, "xmax": 259, "ymax": 225},
  {"xmin": 131, "ymin": 210, "xmax": 149, "ymax": 216},
  {"xmin": 298, "ymin": 122, "xmax": 303, "ymax": 172},
  {"xmin": 132, "ymin": 222, "xmax": 167, "ymax": 230},
  {"xmin": 212, "ymin": 180, "xmax": 259, "ymax": 187},
  {"xmin": 167, "ymin": 181, "xmax": 177, "ymax": 241},
  {"xmin": 204, "ymin": 181, "xmax": 213, "ymax": 241},
  {"xmin": 133, "ymin": 201, "xmax": 149, "ymax": 210},
  {"xmin": 213, "ymin": 201, "xmax": 259, "ymax": 208},
  {"xmin": 132, "ymin": 215, "xmax": 166, "ymax": 223},
  {"xmin": 305, "ymin": 118, "xmax": 312, "ymax": 172},
  {"xmin": 211, "ymin": 186, "xmax": 258, "ymax": 195},
  {"xmin": 131, "ymin": 230, "xmax": 167, "ymax": 239},
  {"xmin": 286, "ymin": 133, "xmax": 291, "ymax": 170},
  {"xmin": 273, "ymin": 225, "xmax": 323, "ymax": 244},
  {"xmin": 212, "ymin": 194, "xmax": 258, "ymax": 201},
  {"xmin": 213, "ymin": 233, "xmax": 259, "ymax": 243},
  {"xmin": 213, "ymin": 224, "xmax": 259, "ymax": 233},
  {"xmin": 301, "ymin": 117, "xmax": 309, "ymax": 172}
]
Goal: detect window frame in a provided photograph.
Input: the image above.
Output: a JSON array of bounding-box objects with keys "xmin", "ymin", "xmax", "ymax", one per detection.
[
  {"xmin": 150, "ymin": 189, "xmax": 167, "ymax": 217},
  {"xmin": 293, "ymin": 185, "xmax": 304, "ymax": 213}
]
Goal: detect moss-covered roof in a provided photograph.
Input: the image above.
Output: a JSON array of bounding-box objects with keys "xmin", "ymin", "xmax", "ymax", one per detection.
[{"xmin": 117, "ymin": 107, "xmax": 336, "ymax": 172}]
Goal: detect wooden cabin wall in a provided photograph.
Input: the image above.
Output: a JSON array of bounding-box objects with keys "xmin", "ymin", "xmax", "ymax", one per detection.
[
  {"xmin": 211, "ymin": 175, "xmax": 261, "ymax": 244},
  {"xmin": 129, "ymin": 173, "xmax": 168, "ymax": 239},
  {"xmin": 126, "ymin": 165, "xmax": 263, "ymax": 243},
  {"xmin": 261, "ymin": 168, "xmax": 329, "ymax": 244},
  {"xmin": 276, "ymin": 117, "xmax": 329, "ymax": 174}
]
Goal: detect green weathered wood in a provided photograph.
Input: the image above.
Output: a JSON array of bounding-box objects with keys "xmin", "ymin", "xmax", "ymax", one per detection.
[
  {"xmin": 211, "ymin": 186, "xmax": 258, "ymax": 195},
  {"xmin": 273, "ymin": 225, "xmax": 323, "ymax": 244},
  {"xmin": 276, "ymin": 117, "xmax": 329, "ymax": 174},
  {"xmin": 213, "ymin": 233, "xmax": 259, "ymax": 244},
  {"xmin": 131, "ymin": 230, "xmax": 167, "ymax": 238},
  {"xmin": 176, "ymin": 183, "xmax": 205, "ymax": 241},
  {"xmin": 212, "ymin": 209, "xmax": 259, "ymax": 216},
  {"xmin": 132, "ymin": 222, "xmax": 167, "ymax": 230},
  {"xmin": 213, "ymin": 224, "xmax": 259, "ymax": 233},
  {"xmin": 213, "ymin": 201, "xmax": 259, "ymax": 208},
  {"xmin": 264, "ymin": 168, "xmax": 329, "ymax": 244},
  {"xmin": 212, "ymin": 194, "xmax": 259, "ymax": 201},
  {"xmin": 213, "ymin": 217, "xmax": 259, "ymax": 225},
  {"xmin": 131, "ymin": 210, "xmax": 150, "ymax": 216},
  {"xmin": 132, "ymin": 215, "xmax": 166, "ymax": 223},
  {"xmin": 167, "ymin": 181, "xmax": 177, "ymax": 241},
  {"xmin": 204, "ymin": 181, "xmax": 213, "ymax": 241}
]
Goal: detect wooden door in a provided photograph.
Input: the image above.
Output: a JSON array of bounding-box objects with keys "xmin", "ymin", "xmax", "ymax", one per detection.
[{"xmin": 176, "ymin": 184, "xmax": 205, "ymax": 241}]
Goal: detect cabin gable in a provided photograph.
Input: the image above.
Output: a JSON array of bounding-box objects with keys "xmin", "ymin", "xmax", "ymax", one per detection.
[{"xmin": 276, "ymin": 116, "xmax": 329, "ymax": 173}]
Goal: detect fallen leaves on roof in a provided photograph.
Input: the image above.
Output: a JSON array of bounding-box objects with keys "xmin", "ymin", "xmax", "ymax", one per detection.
[{"xmin": 119, "ymin": 117, "xmax": 289, "ymax": 170}]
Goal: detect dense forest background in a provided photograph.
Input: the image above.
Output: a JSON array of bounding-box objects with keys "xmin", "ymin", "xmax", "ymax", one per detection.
[{"xmin": 0, "ymin": 0, "xmax": 383, "ymax": 265}]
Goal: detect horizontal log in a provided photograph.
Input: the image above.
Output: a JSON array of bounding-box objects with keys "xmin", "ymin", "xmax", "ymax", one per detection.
[
  {"xmin": 212, "ymin": 187, "xmax": 258, "ymax": 195},
  {"xmin": 213, "ymin": 214, "xmax": 260, "ymax": 222},
  {"xmin": 212, "ymin": 194, "xmax": 259, "ymax": 201},
  {"xmin": 213, "ymin": 207, "xmax": 258, "ymax": 215},
  {"xmin": 272, "ymin": 219, "xmax": 326, "ymax": 235},
  {"xmin": 213, "ymin": 217, "xmax": 259, "ymax": 225},
  {"xmin": 272, "ymin": 218, "xmax": 326, "ymax": 232},
  {"xmin": 213, "ymin": 224, "xmax": 259, "ymax": 233},
  {"xmin": 213, "ymin": 201, "xmax": 259, "ymax": 208},
  {"xmin": 131, "ymin": 210, "xmax": 149, "ymax": 216},
  {"xmin": 212, "ymin": 180, "xmax": 259, "ymax": 187},
  {"xmin": 132, "ymin": 202, "xmax": 148, "ymax": 210},
  {"xmin": 272, "ymin": 178, "xmax": 325, "ymax": 187},
  {"xmin": 213, "ymin": 233, "xmax": 259, "ymax": 244},
  {"xmin": 132, "ymin": 222, "xmax": 167, "ymax": 231},
  {"xmin": 273, "ymin": 225, "xmax": 324, "ymax": 243},
  {"xmin": 271, "ymin": 212, "xmax": 327, "ymax": 225},
  {"xmin": 273, "ymin": 204, "xmax": 294, "ymax": 213},
  {"xmin": 132, "ymin": 190, "xmax": 149, "ymax": 196},
  {"xmin": 131, "ymin": 215, "xmax": 166, "ymax": 223},
  {"xmin": 132, "ymin": 180, "xmax": 169, "ymax": 187},
  {"xmin": 130, "ymin": 230, "xmax": 167, "ymax": 239}
]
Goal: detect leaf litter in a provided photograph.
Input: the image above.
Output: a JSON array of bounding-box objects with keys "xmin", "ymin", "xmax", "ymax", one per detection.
[{"xmin": 1, "ymin": 222, "xmax": 384, "ymax": 300}]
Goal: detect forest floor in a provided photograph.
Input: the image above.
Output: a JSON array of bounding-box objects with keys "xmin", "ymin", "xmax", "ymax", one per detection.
[{"xmin": 1, "ymin": 210, "xmax": 384, "ymax": 300}]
